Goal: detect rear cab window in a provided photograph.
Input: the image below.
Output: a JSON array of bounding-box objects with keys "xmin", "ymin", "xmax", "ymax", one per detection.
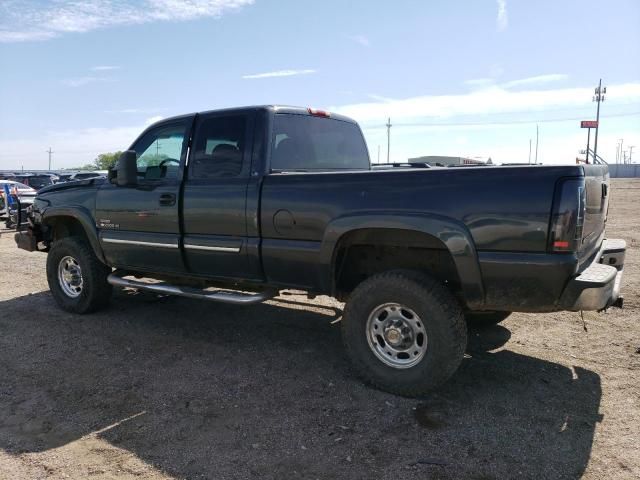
[{"xmin": 271, "ymin": 114, "xmax": 370, "ymax": 172}]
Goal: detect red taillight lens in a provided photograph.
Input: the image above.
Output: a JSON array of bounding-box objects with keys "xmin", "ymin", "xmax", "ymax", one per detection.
[
  {"xmin": 307, "ymin": 107, "xmax": 330, "ymax": 118},
  {"xmin": 548, "ymin": 177, "xmax": 586, "ymax": 253}
]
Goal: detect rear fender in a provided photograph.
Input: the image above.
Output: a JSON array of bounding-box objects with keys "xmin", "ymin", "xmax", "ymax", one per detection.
[{"xmin": 319, "ymin": 212, "xmax": 485, "ymax": 308}]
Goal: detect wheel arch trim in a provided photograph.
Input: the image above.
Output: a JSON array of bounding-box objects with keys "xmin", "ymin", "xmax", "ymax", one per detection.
[
  {"xmin": 42, "ymin": 207, "xmax": 106, "ymax": 263},
  {"xmin": 319, "ymin": 212, "xmax": 485, "ymax": 308}
]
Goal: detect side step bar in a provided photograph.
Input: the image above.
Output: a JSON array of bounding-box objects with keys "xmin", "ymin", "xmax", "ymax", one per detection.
[{"xmin": 107, "ymin": 272, "xmax": 276, "ymax": 305}]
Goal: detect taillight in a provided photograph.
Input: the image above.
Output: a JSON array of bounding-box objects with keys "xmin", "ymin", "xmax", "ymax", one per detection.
[
  {"xmin": 548, "ymin": 177, "xmax": 586, "ymax": 253},
  {"xmin": 307, "ymin": 107, "xmax": 330, "ymax": 118}
]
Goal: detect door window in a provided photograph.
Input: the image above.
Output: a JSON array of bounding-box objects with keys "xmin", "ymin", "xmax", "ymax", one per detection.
[
  {"xmin": 132, "ymin": 122, "xmax": 189, "ymax": 180},
  {"xmin": 189, "ymin": 115, "xmax": 247, "ymax": 178}
]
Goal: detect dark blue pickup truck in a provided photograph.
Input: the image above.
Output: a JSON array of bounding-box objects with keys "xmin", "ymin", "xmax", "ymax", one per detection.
[{"xmin": 15, "ymin": 105, "xmax": 626, "ymax": 396}]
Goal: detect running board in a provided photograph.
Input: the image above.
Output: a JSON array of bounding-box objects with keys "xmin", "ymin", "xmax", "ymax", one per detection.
[{"xmin": 107, "ymin": 273, "xmax": 276, "ymax": 305}]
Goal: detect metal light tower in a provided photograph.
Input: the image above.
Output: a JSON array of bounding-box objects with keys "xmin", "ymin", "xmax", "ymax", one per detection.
[{"xmin": 592, "ymin": 79, "xmax": 606, "ymax": 162}]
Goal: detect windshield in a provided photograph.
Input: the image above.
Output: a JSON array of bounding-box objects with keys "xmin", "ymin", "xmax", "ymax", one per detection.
[{"xmin": 271, "ymin": 114, "xmax": 370, "ymax": 171}]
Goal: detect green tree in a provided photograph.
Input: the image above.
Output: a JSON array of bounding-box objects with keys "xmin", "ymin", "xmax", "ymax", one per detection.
[{"xmin": 94, "ymin": 151, "xmax": 122, "ymax": 170}]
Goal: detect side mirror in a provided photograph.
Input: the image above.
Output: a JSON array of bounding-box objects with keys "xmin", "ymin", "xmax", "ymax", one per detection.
[{"xmin": 110, "ymin": 150, "xmax": 138, "ymax": 187}]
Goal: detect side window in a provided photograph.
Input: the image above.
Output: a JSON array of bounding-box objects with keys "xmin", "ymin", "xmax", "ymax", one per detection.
[
  {"xmin": 189, "ymin": 115, "xmax": 246, "ymax": 179},
  {"xmin": 132, "ymin": 122, "xmax": 189, "ymax": 180}
]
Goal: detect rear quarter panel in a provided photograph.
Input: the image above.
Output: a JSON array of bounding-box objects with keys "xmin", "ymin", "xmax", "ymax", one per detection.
[{"xmin": 260, "ymin": 165, "xmax": 583, "ymax": 295}]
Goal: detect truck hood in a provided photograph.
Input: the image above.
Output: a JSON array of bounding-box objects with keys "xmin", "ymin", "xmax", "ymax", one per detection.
[{"xmin": 38, "ymin": 177, "xmax": 106, "ymax": 195}]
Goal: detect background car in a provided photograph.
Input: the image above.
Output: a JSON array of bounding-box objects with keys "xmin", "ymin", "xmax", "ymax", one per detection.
[{"xmin": 0, "ymin": 180, "xmax": 37, "ymax": 220}]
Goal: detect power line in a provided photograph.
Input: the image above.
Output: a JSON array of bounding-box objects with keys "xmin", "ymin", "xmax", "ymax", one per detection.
[{"xmin": 364, "ymin": 110, "xmax": 640, "ymax": 129}]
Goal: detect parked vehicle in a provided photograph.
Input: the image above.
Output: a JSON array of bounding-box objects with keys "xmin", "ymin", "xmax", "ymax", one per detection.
[
  {"xmin": 11, "ymin": 174, "xmax": 55, "ymax": 191},
  {"xmin": 15, "ymin": 106, "xmax": 626, "ymax": 396},
  {"xmin": 1, "ymin": 180, "xmax": 36, "ymax": 227},
  {"xmin": 67, "ymin": 171, "xmax": 105, "ymax": 181}
]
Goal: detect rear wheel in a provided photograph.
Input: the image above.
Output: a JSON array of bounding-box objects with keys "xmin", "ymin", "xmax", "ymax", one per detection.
[
  {"xmin": 46, "ymin": 236, "xmax": 112, "ymax": 313},
  {"xmin": 465, "ymin": 311, "xmax": 511, "ymax": 328},
  {"xmin": 341, "ymin": 270, "xmax": 467, "ymax": 397}
]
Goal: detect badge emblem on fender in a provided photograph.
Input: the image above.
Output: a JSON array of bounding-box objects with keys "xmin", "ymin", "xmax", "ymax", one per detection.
[{"xmin": 98, "ymin": 219, "xmax": 120, "ymax": 229}]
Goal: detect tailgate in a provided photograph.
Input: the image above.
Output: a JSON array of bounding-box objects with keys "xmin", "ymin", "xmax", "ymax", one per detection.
[{"xmin": 579, "ymin": 164, "xmax": 610, "ymax": 264}]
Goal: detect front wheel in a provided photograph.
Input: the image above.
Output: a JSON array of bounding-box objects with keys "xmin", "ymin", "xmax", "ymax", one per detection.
[
  {"xmin": 342, "ymin": 271, "xmax": 467, "ymax": 397},
  {"xmin": 46, "ymin": 236, "xmax": 112, "ymax": 313}
]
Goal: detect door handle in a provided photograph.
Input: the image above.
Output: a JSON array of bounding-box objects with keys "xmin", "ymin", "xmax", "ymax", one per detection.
[{"xmin": 159, "ymin": 193, "xmax": 176, "ymax": 206}]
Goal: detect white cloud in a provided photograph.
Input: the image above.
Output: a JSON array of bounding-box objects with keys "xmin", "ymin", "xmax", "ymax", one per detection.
[
  {"xmin": 348, "ymin": 34, "xmax": 370, "ymax": 47},
  {"xmin": 496, "ymin": 0, "xmax": 508, "ymax": 31},
  {"xmin": 465, "ymin": 73, "xmax": 569, "ymax": 90},
  {"xmin": 464, "ymin": 78, "xmax": 494, "ymax": 87},
  {"xmin": 0, "ymin": 0, "xmax": 254, "ymax": 43},
  {"xmin": 242, "ymin": 69, "xmax": 317, "ymax": 79},
  {"xmin": 145, "ymin": 115, "xmax": 164, "ymax": 125},
  {"xmin": 91, "ymin": 65, "xmax": 121, "ymax": 71},
  {"xmin": 104, "ymin": 108, "xmax": 165, "ymax": 114},
  {"xmin": 367, "ymin": 94, "xmax": 396, "ymax": 103},
  {"xmin": 61, "ymin": 76, "xmax": 116, "ymax": 87},
  {"xmin": 0, "ymin": 124, "xmax": 145, "ymax": 169},
  {"xmin": 502, "ymin": 73, "xmax": 569, "ymax": 88},
  {"xmin": 332, "ymin": 82, "xmax": 640, "ymax": 125}
]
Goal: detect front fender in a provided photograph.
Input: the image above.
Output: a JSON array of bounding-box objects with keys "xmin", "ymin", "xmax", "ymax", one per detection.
[
  {"xmin": 41, "ymin": 206, "xmax": 106, "ymax": 263},
  {"xmin": 319, "ymin": 212, "xmax": 485, "ymax": 308}
]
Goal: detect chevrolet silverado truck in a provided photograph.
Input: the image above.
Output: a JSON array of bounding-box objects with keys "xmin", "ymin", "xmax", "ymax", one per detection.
[{"xmin": 15, "ymin": 106, "xmax": 626, "ymax": 396}]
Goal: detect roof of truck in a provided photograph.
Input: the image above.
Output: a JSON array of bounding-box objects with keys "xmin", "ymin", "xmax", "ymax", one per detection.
[{"xmin": 148, "ymin": 105, "xmax": 358, "ymax": 129}]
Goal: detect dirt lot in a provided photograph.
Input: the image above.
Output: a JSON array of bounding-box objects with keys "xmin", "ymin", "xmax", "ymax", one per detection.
[{"xmin": 0, "ymin": 179, "xmax": 638, "ymax": 480}]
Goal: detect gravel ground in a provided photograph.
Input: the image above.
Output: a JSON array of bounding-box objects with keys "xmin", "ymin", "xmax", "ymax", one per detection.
[{"xmin": 0, "ymin": 179, "xmax": 638, "ymax": 480}]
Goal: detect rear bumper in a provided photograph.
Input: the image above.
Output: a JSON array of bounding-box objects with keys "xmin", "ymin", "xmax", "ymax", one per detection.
[{"xmin": 559, "ymin": 238, "xmax": 626, "ymax": 311}]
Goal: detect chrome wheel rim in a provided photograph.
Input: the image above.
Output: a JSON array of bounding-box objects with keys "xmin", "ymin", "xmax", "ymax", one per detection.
[
  {"xmin": 366, "ymin": 303, "xmax": 428, "ymax": 369},
  {"xmin": 57, "ymin": 255, "xmax": 83, "ymax": 298}
]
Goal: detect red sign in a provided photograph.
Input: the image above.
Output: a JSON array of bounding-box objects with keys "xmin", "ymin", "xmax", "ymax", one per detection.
[{"xmin": 581, "ymin": 120, "xmax": 598, "ymax": 128}]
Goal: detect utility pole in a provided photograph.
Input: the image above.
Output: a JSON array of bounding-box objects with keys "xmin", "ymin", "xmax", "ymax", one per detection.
[
  {"xmin": 386, "ymin": 117, "xmax": 392, "ymax": 163},
  {"xmin": 46, "ymin": 147, "xmax": 54, "ymax": 170},
  {"xmin": 377, "ymin": 145, "xmax": 380, "ymax": 164},
  {"xmin": 617, "ymin": 138, "xmax": 624, "ymax": 164},
  {"xmin": 592, "ymin": 79, "xmax": 606, "ymax": 162},
  {"xmin": 528, "ymin": 139, "xmax": 532, "ymax": 164},
  {"xmin": 585, "ymin": 127, "xmax": 591, "ymax": 164},
  {"xmin": 630, "ymin": 146, "xmax": 635, "ymax": 163},
  {"xmin": 534, "ymin": 124, "xmax": 539, "ymax": 163}
]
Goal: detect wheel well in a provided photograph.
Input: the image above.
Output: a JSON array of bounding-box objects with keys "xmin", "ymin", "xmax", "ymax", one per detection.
[
  {"xmin": 333, "ymin": 228, "xmax": 463, "ymax": 302},
  {"xmin": 46, "ymin": 216, "xmax": 89, "ymax": 244}
]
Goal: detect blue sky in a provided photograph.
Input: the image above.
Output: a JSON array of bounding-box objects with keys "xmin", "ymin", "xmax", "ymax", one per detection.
[{"xmin": 0, "ymin": 0, "xmax": 639, "ymax": 169}]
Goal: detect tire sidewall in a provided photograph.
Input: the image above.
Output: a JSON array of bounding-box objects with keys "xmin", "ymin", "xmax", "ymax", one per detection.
[
  {"xmin": 46, "ymin": 237, "xmax": 108, "ymax": 313},
  {"xmin": 343, "ymin": 274, "xmax": 463, "ymax": 390}
]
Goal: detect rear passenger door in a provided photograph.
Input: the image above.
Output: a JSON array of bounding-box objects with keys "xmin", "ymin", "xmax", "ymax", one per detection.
[{"xmin": 182, "ymin": 111, "xmax": 263, "ymax": 280}]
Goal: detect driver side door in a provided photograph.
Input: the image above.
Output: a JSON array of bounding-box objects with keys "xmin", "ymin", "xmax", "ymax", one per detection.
[{"xmin": 96, "ymin": 117, "xmax": 193, "ymax": 274}]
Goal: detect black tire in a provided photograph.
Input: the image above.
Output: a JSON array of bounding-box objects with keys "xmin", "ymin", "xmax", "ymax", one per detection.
[
  {"xmin": 341, "ymin": 270, "xmax": 467, "ymax": 397},
  {"xmin": 46, "ymin": 236, "xmax": 112, "ymax": 314},
  {"xmin": 465, "ymin": 311, "xmax": 511, "ymax": 328}
]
